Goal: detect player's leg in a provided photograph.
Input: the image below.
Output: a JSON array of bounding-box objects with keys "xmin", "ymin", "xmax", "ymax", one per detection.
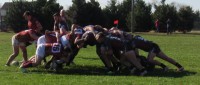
[
  {"xmin": 65, "ymin": 45, "xmax": 79, "ymax": 66},
  {"xmin": 100, "ymin": 46, "xmax": 113, "ymax": 71},
  {"xmin": 156, "ymin": 51, "xmax": 184, "ymax": 71},
  {"xmin": 147, "ymin": 51, "xmax": 168, "ymax": 71},
  {"xmin": 5, "ymin": 36, "xmax": 20, "ymax": 66},
  {"xmin": 20, "ymin": 45, "xmax": 28, "ymax": 62},
  {"xmin": 20, "ymin": 44, "xmax": 45, "ymax": 69},
  {"xmin": 96, "ymin": 44, "xmax": 108, "ymax": 68},
  {"xmin": 6, "ymin": 45, "xmax": 19, "ymax": 66},
  {"xmin": 123, "ymin": 50, "xmax": 147, "ymax": 76}
]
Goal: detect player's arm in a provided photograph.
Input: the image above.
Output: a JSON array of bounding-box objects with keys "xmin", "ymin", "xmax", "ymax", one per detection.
[
  {"xmin": 53, "ymin": 23, "xmax": 59, "ymax": 32},
  {"xmin": 70, "ymin": 24, "xmax": 76, "ymax": 35},
  {"xmin": 29, "ymin": 30, "xmax": 39, "ymax": 40},
  {"xmin": 74, "ymin": 34, "xmax": 81, "ymax": 44}
]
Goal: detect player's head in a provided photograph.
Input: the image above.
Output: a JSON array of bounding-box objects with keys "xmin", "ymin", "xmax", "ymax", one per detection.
[
  {"xmin": 60, "ymin": 9, "xmax": 65, "ymax": 17},
  {"xmin": 94, "ymin": 25, "xmax": 102, "ymax": 29},
  {"xmin": 53, "ymin": 13, "xmax": 61, "ymax": 21},
  {"xmin": 23, "ymin": 11, "xmax": 32, "ymax": 20},
  {"xmin": 95, "ymin": 32, "xmax": 105, "ymax": 43}
]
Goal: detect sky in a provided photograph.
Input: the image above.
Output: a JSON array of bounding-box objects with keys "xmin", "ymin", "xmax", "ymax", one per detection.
[{"xmin": 0, "ymin": 0, "xmax": 200, "ymax": 11}]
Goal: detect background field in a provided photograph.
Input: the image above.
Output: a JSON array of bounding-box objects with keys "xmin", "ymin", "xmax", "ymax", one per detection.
[{"xmin": 0, "ymin": 32, "xmax": 199, "ymax": 85}]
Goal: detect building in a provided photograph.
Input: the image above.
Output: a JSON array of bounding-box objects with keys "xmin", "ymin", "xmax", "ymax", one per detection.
[{"xmin": 0, "ymin": 2, "xmax": 12, "ymax": 31}]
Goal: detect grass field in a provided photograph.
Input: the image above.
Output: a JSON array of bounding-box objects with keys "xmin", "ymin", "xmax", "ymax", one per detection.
[{"xmin": 0, "ymin": 32, "xmax": 199, "ymax": 85}]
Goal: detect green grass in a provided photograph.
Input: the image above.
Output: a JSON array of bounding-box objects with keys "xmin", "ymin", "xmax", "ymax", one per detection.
[{"xmin": 0, "ymin": 32, "xmax": 199, "ymax": 85}]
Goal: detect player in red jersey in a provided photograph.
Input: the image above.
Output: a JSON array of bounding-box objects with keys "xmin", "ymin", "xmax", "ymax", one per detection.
[
  {"xmin": 23, "ymin": 11, "xmax": 43, "ymax": 33},
  {"xmin": 5, "ymin": 29, "xmax": 39, "ymax": 66}
]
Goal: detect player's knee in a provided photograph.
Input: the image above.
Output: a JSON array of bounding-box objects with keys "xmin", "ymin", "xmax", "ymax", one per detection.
[
  {"xmin": 12, "ymin": 52, "xmax": 19, "ymax": 56},
  {"xmin": 21, "ymin": 49, "xmax": 27, "ymax": 53}
]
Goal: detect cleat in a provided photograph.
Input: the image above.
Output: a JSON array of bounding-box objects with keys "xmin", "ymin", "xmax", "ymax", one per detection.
[{"xmin": 5, "ymin": 64, "xmax": 10, "ymax": 67}]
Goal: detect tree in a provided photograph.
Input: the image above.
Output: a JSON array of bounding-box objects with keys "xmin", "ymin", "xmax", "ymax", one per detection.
[
  {"xmin": 193, "ymin": 10, "xmax": 200, "ymax": 29},
  {"xmin": 117, "ymin": 0, "xmax": 132, "ymax": 31},
  {"xmin": 153, "ymin": 2, "xmax": 178, "ymax": 32},
  {"xmin": 194, "ymin": 11, "xmax": 200, "ymax": 21},
  {"xmin": 39, "ymin": 0, "xmax": 60, "ymax": 31},
  {"xmin": 67, "ymin": 0, "xmax": 104, "ymax": 27},
  {"xmin": 102, "ymin": 0, "xmax": 119, "ymax": 29},
  {"xmin": 177, "ymin": 6, "xmax": 194, "ymax": 32},
  {"xmin": 127, "ymin": 0, "xmax": 153, "ymax": 32},
  {"xmin": 5, "ymin": 0, "xmax": 60, "ymax": 32},
  {"xmin": 4, "ymin": 0, "xmax": 32, "ymax": 32}
]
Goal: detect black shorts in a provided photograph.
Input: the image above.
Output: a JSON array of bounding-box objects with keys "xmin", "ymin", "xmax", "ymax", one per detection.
[{"xmin": 150, "ymin": 43, "xmax": 161, "ymax": 54}]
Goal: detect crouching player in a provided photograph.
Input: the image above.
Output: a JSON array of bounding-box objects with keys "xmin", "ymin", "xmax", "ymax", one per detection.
[
  {"xmin": 131, "ymin": 35, "xmax": 184, "ymax": 72},
  {"xmin": 95, "ymin": 32, "xmax": 147, "ymax": 76},
  {"xmin": 19, "ymin": 35, "xmax": 71, "ymax": 73},
  {"xmin": 5, "ymin": 29, "xmax": 39, "ymax": 66}
]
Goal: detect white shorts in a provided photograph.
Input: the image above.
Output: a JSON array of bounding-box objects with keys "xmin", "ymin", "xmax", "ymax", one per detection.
[
  {"xmin": 37, "ymin": 35, "xmax": 46, "ymax": 45},
  {"xmin": 11, "ymin": 35, "xmax": 25, "ymax": 46},
  {"xmin": 35, "ymin": 44, "xmax": 45, "ymax": 59},
  {"xmin": 60, "ymin": 35, "xmax": 71, "ymax": 48}
]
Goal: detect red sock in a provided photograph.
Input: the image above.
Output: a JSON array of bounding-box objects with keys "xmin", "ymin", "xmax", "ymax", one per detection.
[{"xmin": 22, "ymin": 61, "xmax": 33, "ymax": 68}]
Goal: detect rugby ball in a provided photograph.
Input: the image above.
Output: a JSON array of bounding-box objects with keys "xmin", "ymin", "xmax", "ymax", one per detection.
[{"xmin": 11, "ymin": 61, "xmax": 19, "ymax": 66}]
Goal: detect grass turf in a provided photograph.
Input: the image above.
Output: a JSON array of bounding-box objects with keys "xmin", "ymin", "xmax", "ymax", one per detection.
[{"xmin": 0, "ymin": 32, "xmax": 199, "ymax": 85}]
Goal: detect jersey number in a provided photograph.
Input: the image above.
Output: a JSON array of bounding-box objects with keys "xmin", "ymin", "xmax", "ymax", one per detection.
[
  {"xmin": 52, "ymin": 43, "xmax": 61, "ymax": 53},
  {"xmin": 75, "ymin": 28, "xmax": 83, "ymax": 34}
]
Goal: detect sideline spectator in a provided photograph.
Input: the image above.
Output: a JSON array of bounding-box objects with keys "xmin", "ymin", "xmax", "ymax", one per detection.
[
  {"xmin": 166, "ymin": 18, "xmax": 172, "ymax": 34},
  {"xmin": 155, "ymin": 19, "xmax": 159, "ymax": 32}
]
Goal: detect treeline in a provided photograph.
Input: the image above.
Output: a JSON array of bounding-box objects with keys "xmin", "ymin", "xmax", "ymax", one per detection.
[{"xmin": 5, "ymin": 0, "xmax": 200, "ymax": 33}]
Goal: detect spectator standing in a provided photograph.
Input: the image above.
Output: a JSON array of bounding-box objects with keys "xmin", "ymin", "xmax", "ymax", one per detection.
[
  {"xmin": 166, "ymin": 18, "xmax": 172, "ymax": 35},
  {"xmin": 155, "ymin": 19, "xmax": 159, "ymax": 32}
]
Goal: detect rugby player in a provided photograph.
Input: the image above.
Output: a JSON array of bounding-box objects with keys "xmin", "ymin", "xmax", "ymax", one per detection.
[
  {"xmin": 131, "ymin": 35, "xmax": 184, "ymax": 72},
  {"xmin": 23, "ymin": 11, "xmax": 43, "ymax": 33},
  {"xmin": 53, "ymin": 13, "xmax": 69, "ymax": 35},
  {"xmin": 19, "ymin": 34, "xmax": 71, "ymax": 72},
  {"xmin": 95, "ymin": 32, "xmax": 147, "ymax": 76},
  {"xmin": 66, "ymin": 24, "xmax": 106, "ymax": 65},
  {"xmin": 5, "ymin": 29, "xmax": 39, "ymax": 66}
]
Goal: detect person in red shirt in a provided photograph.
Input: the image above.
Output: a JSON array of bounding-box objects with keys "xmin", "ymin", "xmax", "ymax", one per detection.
[
  {"xmin": 155, "ymin": 19, "xmax": 159, "ymax": 32},
  {"xmin": 23, "ymin": 11, "xmax": 43, "ymax": 33},
  {"xmin": 5, "ymin": 29, "xmax": 39, "ymax": 66}
]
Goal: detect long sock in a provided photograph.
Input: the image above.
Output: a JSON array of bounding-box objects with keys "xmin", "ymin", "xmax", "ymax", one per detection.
[
  {"xmin": 160, "ymin": 63, "xmax": 167, "ymax": 68},
  {"xmin": 22, "ymin": 61, "xmax": 33, "ymax": 68},
  {"xmin": 175, "ymin": 63, "xmax": 182, "ymax": 68}
]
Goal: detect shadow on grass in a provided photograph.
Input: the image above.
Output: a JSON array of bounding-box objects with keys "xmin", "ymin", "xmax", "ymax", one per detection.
[
  {"xmin": 78, "ymin": 57, "xmax": 99, "ymax": 60},
  {"xmin": 146, "ymin": 69, "xmax": 197, "ymax": 78},
  {"xmin": 29, "ymin": 65, "xmax": 197, "ymax": 78}
]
